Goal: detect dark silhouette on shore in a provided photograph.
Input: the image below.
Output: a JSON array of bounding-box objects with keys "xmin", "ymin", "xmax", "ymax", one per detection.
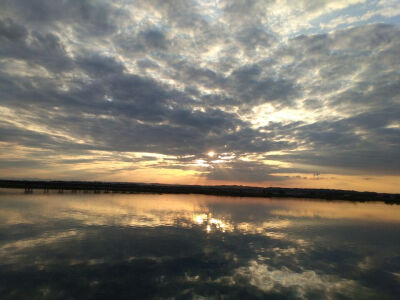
[{"xmin": 0, "ymin": 179, "xmax": 399, "ymax": 204}]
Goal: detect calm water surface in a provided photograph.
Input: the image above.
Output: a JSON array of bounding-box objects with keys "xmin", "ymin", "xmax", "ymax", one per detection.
[{"xmin": 0, "ymin": 191, "xmax": 399, "ymax": 299}]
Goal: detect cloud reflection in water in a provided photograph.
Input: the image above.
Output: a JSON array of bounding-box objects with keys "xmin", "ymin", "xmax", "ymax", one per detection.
[{"xmin": 0, "ymin": 192, "xmax": 399, "ymax": 299}]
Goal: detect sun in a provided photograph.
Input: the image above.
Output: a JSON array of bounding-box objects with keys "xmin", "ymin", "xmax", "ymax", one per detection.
[{"xmin": 207, "ymin": 151, "xmax": 215, "ymax": 158}]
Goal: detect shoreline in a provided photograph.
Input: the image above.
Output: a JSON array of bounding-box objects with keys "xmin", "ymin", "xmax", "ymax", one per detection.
[{"xmin": 0, "ymin": 179, "xmax": 399, "ymax": 204}]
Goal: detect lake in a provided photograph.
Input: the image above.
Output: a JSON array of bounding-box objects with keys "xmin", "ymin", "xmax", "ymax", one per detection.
[{"xmin": 0, "ymin": 191, "xmax": 399, "ymax": 299}]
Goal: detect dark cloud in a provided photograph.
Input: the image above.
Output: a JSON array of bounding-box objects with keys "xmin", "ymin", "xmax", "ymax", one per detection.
[
  {"xmin": 221, "ymin": 0, "xmax": 274, "ymax": 28},
  {"xmin": 0, "ymin": 18, "xmax": 72, "ymax": 72},
  {"xmin": 116, "ymin": 27, "xmax": 170, "ymax": 55},
  {"xmin": 76, "ymin": 54, "xmax": 125, "ymax": 77},
  {"xmin": 136, "ymin": 58, "xmax": 160, "ymax": 70},
  {"xmin": 134, "ymin": 0, "xmax": 207, "ymax": 29},
  {"xmin": 228, "ymin": 65, "xmax": 298, "ymax": 106},
  {"xmin": 235, "ymin": 26, "xmax": 277, "ymax": 50},
  {"xmin": 1, "ymin": 0, "xmax": 124, "ymax": 35},
  {"xmin": 0, "ymin": 17, "xmax": 27, "ymax": 40},
  {"xmin": 0, "ymin": 0, "xmax": 399, "ymax": 185},
  {"xmin": 266, "ymin": 107, "xmax": 400, "ymax": 175}
]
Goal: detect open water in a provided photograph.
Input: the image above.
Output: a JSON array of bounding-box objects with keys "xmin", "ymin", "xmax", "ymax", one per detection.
[{"xmin": 0, "ymin": 191, "xmax": 399, "ymax": 299}]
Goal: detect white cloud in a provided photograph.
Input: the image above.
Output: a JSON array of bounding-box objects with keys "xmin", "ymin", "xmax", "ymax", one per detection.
[{"xmin": 233, "ymin": 260, "xmax": 362, "ymax": 298}]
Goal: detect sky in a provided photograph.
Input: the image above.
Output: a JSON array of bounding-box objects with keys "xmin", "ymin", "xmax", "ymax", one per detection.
[{"xmin": 0, "ymin": 0, "xmax": 399, "ymax": 193}]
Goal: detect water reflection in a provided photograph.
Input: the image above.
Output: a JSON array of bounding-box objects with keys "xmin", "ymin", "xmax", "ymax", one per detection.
[{"xmin": 0, "ymin": 191, "xmax": 399, "ymax": 299}]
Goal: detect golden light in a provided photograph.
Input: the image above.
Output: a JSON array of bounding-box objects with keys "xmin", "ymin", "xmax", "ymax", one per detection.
[
  {"xmin": 207, "ymin": 151, "xmax": 215, "ymax": 158},
  {"xmin": 194, "ymin": 214, "xmax": 206, "ymax": 224},
  {"xmin": 192, "ymin": 159, "xmax": 210, "ymax": 167}
]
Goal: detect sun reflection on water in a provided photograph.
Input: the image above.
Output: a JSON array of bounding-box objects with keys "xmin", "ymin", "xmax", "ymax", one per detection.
[
  {"xmin": 1, "ymin": 192, "xmax": 400, "ymax": 299},
  {"xmin": 193, "ymin": 213, "xmax": 234, "ymax": 233}
]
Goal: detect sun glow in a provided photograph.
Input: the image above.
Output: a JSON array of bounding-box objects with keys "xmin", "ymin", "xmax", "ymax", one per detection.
[
  {"xmin": 207, "ymin": 151, "xmax": 215, "ymax": 158},
  {"xmin": 193, "ymin": 213, "xmax": 233, "ymax": 233}
]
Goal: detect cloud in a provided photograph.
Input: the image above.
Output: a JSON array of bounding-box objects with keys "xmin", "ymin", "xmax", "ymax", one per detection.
[
  {"xmin": 76, "ymin": 54, "xmax": 125, "ymax": 77},
  {"xmin": 116, "ymin": 27, "xmax": 170, "ymax": 55},
  {"xmin": 0, "ymin": 18, "xmax": 72, "ymax": 72},
  {"xmin": 1, "ymin": 0, "xmax": 124, "ymax": 36},
  {"xmin": 0, "ymin": 0, "xmax": 399, "ymax": 189},
  {"xmin": 233, "ymin": 260, "xmax": 360, "ymax": 298},
  {"xmin": 207, "ymin": 161, "xmax": 288, "ymax": 182}
]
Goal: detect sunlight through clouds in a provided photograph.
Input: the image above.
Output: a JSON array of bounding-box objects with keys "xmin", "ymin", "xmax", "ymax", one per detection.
[{"xmin": 0, "ymin": 0, "xmax": 399, "ymax": 191}]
